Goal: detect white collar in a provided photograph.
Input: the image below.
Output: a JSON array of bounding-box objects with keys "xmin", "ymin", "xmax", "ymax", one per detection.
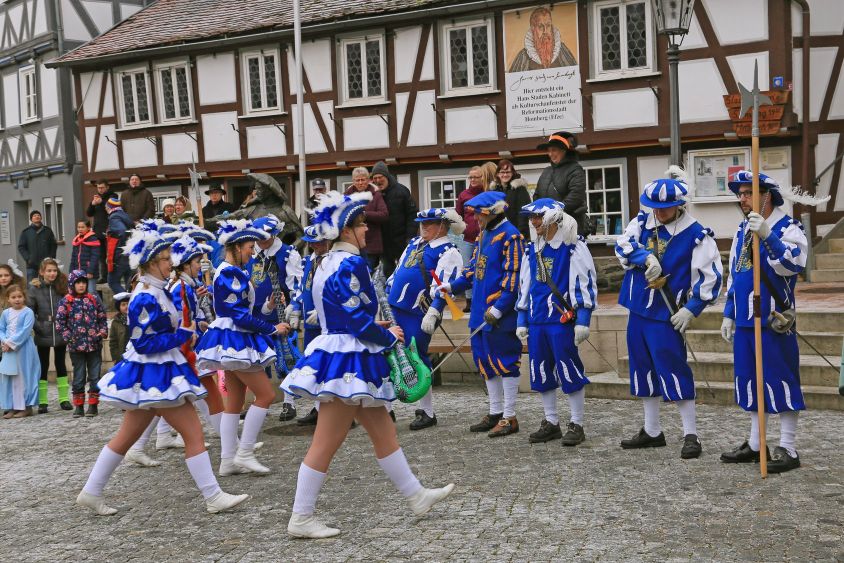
[
  {"xmin": 254, "ymin": 238, "xmax": 282, "ymax": 258},
  {"xmin": 426, "ymin": 236, "xmax": 450, "ymax": 248},
  {"xmin": 537, "ymin": 226, "xmax": 567, "ymax": 250},
  {"xmin": 765, "ymin": 207, "xmax": 785, "ymax": 226},
  {"xmin": 178, "ymin": 272, "xmax": 196, "ymax": 287},
  {"xmin": 139, "ymin": 274, "xmax": 166, "ymax": 289},
  {"xmin": 331, "ymin": 241, "xmax": 360, "ymax": 256},
  {"xmin": 523, "ymin": 27, "xmax": 562, "ymax": 66},
  {"xmin": 645, "ymin": 208, "xmax": 695, "ymax": 235}
]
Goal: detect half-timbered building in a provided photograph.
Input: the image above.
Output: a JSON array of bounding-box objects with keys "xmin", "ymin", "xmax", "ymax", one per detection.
[
  {"xmin": 0, "ymin": 0, "xmax": 149, "ymax": 266},
  {"xmin": 49, "ymin": 0, "xmax": 844, "ymax": 268}
]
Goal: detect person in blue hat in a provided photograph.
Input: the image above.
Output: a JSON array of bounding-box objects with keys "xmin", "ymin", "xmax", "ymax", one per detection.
[
  {"xmin": 247, "ymin": 214, "xmax": 303, "ymax": 422},
  {"xmin": 718, "ymin": 170, "xmax": 828, "ymax": 473},
  {"xmin": 281, "ymin": 191, "xmax": 454, "ymax": 539},
  {"xmin": 434, "ymin": 191, "xmax": 526, "ymax": 437},
  {"xmin": 516, "ymin": 198, "xmax": 597, "ymax": 445},
  {"xmin": 76, "ymin": 227, "xmax": 249, "ymax": 516},
  {"xmin": 387, "ymin": 207, "xmax": 465, "ymax": 431},
  {"xmin": 615, "ymin": 170, "xmax": 723, "ymax": 459}
]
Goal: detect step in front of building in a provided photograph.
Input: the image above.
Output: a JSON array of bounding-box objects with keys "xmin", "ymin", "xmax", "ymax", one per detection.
[
  {"xmin": 828, "ymin": 238, "xmax": 844, "ymax": 253},
  {"xmin": 684, "ymin": 329, "xmax": 844, "ymax": 356},
  {"xmin": 815, "ymin": 252, "xmax": 844, "ymax": 270},
  {"xmin": 809, "ymin": 269, "xmax": 844, "ymax": 283}
]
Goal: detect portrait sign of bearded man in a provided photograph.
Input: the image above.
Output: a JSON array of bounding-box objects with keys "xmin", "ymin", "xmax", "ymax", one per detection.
[{"xmin": 509, "ymin": 7, "xmax": 577, "ymax": 72}]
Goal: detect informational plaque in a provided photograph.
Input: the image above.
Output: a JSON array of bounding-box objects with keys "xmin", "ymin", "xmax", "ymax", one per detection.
[{"xmin": 0, "ymin": 211, "xmax": 10, "ymax": 245}]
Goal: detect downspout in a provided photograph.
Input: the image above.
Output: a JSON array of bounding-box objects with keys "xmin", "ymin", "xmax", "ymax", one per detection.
[{"xmin": 792, "ymin": 0, "xmax": 810, "ymax": 194}]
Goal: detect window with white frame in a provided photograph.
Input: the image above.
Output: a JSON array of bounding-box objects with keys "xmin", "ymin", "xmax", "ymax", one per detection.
[
  {"xmin": 242, "ymin": 49, "xmax": 281, "ymax": 114},
  {"xmin": 425, "ymin": 176, "xmax": 468, "ymax": 209},
  {"xmin": 592, "ymin": 0, "xmax": 653, "ymax": 78},
  {"xmin": 584, "ymin": 164, "xmax": 626, "ymax": 238},
  {"xmin": 42, "ymin": 196, "xmax": 64, "ymax": 241},
  {"xmin": 339, "ymin": 35, "xmax": 385, "ymax": 104},
  {"xmin": 155, "ymin": 61, "xmax": 193, "ymax": 122},
  {"xmin": 118, "ymin": 67, "xmax": 152, "ymax": 126},
  {"xmin": 19, "ymin": 66, "xmax": 38, "ymax": 122},
  {"xmin": 441, "ymin": 19, "xmax": 494, "ymax": 95}
]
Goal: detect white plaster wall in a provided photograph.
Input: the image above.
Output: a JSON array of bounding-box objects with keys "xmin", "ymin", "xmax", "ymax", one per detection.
[
  {"xmin": 593, "ymin": 89, "xmax": 657, "ymax": 130},
  {"xmin": 795, "ymin": 0, "xmax": 844, "ymax": 36},
  {"xmin": 84, "ymin": 126, "xmax": 95, "ymax": 169},
  {"xmin": 394, "ymin": 26, "xmax": 422, "ymax": 84},
  {"xmin": 42, "ymin": 126, "xmax": 58, "ymax": 156},
  {"xmin": 791, "ymin": 47, "xmax": 838, "ymax": 122},
  {"xmin": 95, "ymin": 124, "xmax": 118, "ymax": 171},
  {"xmin": 407, "ymin": 90, "xmax": 437, "ymax": 146},
  {"xmin": 301, "ymin": 39, "xmax": 332, "ymax": 93},
  {"xmin": 636, "ymin": 155, "xmax": 670, "ymax": 194},
  {"xmin": 343, "ymin": 115, "xmax": 389, "ymax": 151},
  {"xmin": 161, "ymin": 133, "xmax": 197, "ymax": 165},
  {"xmin": 678, "ymin": 59, "xmax": 729, "ymax": 123},
  {"xmin": 23, "ymin": 131, "xmax": 38, "ymax": 159},
  {"xmin": 197, "ymin": 53, "xmax": 236, "ymax": 105},
  {"xmin": 316, "ymin": 100, "xmax": 335, "ymax": 148},
  {"xmin": 34, "ymin": 0, "xmax": 48, "ymax": 36},
  {"xmin": 120, "ymin": 2, "xmax": 141, "ymax": 20},
  {"xmin": 7, "ymin": 136, "xmax": 18, "ymax": 164},
  {"xmin": 79, "ymin": 72, "xmax": 101, "ymax": 119},
  {"xmin": 61, "ymin": 0, "xmax": 91, "ymax": 41},
  {"xmin": 121, "ymin": 138, "xmax": 157, "ymax": 169},
  {"xmin": 726, "ymin": 52, "xmax": 769, "ymax": 92},
  {"xmin": 679, "ymin": 13, "xmax": 707, "ymax": 51},
  {"xmin": 420, "ymin": 27, "xmax": 435, "ymax": 81},
  {"xmin": 39, "ymin": 65, "xmax": 58, "ymax": 119},
  {"xmin": 201, "ymin": 112, "xmax": 241, "ymax": 162},
  {"xmin": 82, "ymin": 0, "xmax": 113, "ymax": 33},
  {"xmin": 829, "ymin": 64, "xmax": 844, "ymax": 120},
  {"xmin": 246, "ymin": 125, "xmax": 286, "ymax": 159},
  {"xmin": 3, "ymin": 72, "xmax": 18, "ymax": 127},
  {"xmin": 291, "ymin": 103, "xmax": 327, "ymax": 154},
  {"xmin": 445, "ymin": 107, "xmax": 497, "ymax": 144},
  {"xmin": 701, "ymin": 0, "xmax": 767, "ymax": 45},
  {"xmin": 814, "ymin": 133, "xmax": 839, "ymax": 212},
  {"xmin": 395, "ymin": 92, "xmax": 409, "ymax": 141},
  {"xmin": 7, "ymin": 4, "xmax": 22, "ymax": 43}
]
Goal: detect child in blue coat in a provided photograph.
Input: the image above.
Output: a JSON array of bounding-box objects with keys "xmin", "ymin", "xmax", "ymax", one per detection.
[{"xmin": 0, "ymin": 285, "xmax": 41, "ymax": 418}]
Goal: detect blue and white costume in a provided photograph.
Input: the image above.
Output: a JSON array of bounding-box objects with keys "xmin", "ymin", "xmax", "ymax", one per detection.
[
  {"xmin": 293, "ymin": 247, "xmax": 323, "ymax": 349},
  {"xmin": 195, "ymin": 220, "xmax": 277, "ymax": 373},
  {"xmin": 282, "ymin": 191, "xmax": 399, "ymax": 406},
  {"xmin": 248, "ymin": 215, "xmax": 303, "ymax": 326},
  {"xmin": 388, "ymin": 208, "xmax": 465, "ymax": 425},
  {"xmin": 615, "ymin": 176, "xmax": 722, "ymax": 448},
  {"xmin": 517, "ymin": 199, "xmax": 596, "ymax": 436},
  {"xmin": 448, "ymin": 191, "xmax": 525, "ymax": 434},
  {"xmin": 97, "ymin": 231, "xmax": 206, "ymax": 409},
  {"xmin": 0, "ymin": 306, "xmax": 40, "ymax": 411}
]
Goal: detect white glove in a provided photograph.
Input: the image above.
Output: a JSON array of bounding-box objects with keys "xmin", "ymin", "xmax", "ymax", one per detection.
[
  {"xmin": 720, "ymin": 317, "xmax": 735, "ymax": 343},
  {"xmin": 516, "ymin": 326, "xmax": 528, "ymax": 340},
  {"xmin": 430, "ymin": 281, "xmax": 452, "ymax": 300},
  {"xmin": 421, "ymin": 308, "xmax": 442, "ymax": 335},
  {"xmin": 670, "ymin": 307, "xmax": 695, "ymax": 333},
  {"xmin": 574, "ymin": 325, "xmax": 590, "ymax": 346},
  {"xmin": 200, "ymin": 258, "xmax": 212, "ymax": 274},
  {"xmin": 644, "ymin": 254, "xmax": 662, "ymax": 282},
  {"xmin": 288, "ymin": 310, "xmax": 301, "ymax": 330},
  {"xmin": 305, "ymin": 310, "xmax": 318, "ymax": 327},
  {"xmin": 283, "ymin": 304, "xmax": 293, "ymax": 321},
  {"xmin": 746, "ymin": 212, "xmax": 770, "ymax": 239},
  {"xmin": 483, "ymin": 306, "xmax": 503, "ymax": 327}
]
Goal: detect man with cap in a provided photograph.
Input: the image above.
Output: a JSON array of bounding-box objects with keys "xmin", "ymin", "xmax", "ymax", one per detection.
[
  {"xmin": 516, "ymin": 198, "xmax": 597, "ymax": 445},
  {"xmin": 248, "ymin": 214, "xmax": 304, "ymax": 422},
  {"xmin": 387, "ymin": 208, "xmax": 465, "ymax": 430},
  {"xmin": 719, "ymin": 171, "xmax": 822, "ymax": 473},
  {"xmin": 201, "ymin": 184, "xmax": 237, "ymax": 225},
  {"xmin": 533, "ymin": 132, "xmax": 588, "ymax": 236},
  {"xmin": 434, "ymin": 192, "xmax": 525, "ymax": 437},
  {"xmin": 614, "ymin": 172, "xmax": 722, "ymax": 459}
]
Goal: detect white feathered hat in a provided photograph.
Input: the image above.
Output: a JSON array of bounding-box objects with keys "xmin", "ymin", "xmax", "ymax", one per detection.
[
  {"xmin": 215, "ymin": 218, "xmax": 270, "ymax": 246},
  {"xmin": 415, "ymin": 207, "xmax": 466, "ymax": 235},
  {"xmin": 122, "ymin": 228, "xmax": 173, "ymax": 270},
  {"xmin": 169, "ymin": 235, "xmax": 213, "ymax": 268},
  {"xmin": 310, "ymin": 190, "xmax": 372, "ymax": 241}
]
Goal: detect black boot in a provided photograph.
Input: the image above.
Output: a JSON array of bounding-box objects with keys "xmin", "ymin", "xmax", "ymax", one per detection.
[
  {"xmin": 85, "ymin": 404, "xmax": 98, "ymax": 417},
  {"xmin": 719, "ymin": 441, "xmax": 770, "ymax": 463},
  {"xmin": 278, "ymin": 402, "xmax": 297, "ymax": 422},
  {"xmin": 561, "ymin": 422, "xmax": 586, "ymax": 446},
  {"xmin": 469, "ymin": 412, "xmax": 502, "ymax": 432},
  {"xmin": 38, "ymin": 404, "xmax": 49, "ymax": 414},
  {"xmin": 528, "ymin": 419, "xmax": 562, "ymax": 443},
  {"xmin": 620, "ymin": 427, "xmax": 666, "ymax": 449},
  {"xmin": 680, "ymin": 434, "xmax": 702, "ymax": 459},
  {"xmin": 409, "ymin": 409, "xmax": 437, "ymax": 431},
  {"xmin": 59, "ymin": 401, "xmax": 72, "ymax": 411},
  {"xmin": 297, "ymin": 407, "xmax": 318, "ymax": 426},
  {"xmin": 767, "ymin": 447, "xmax": 800, "ymax": 473},
  {"xmin": 462, "ymin": 298, "xmax": 472, "ymax": 313},
  {"xmin": 73, "ymin": 405, "xmax": 85, "ymax": 418},
  {"xmin": 389, "ymin": 410, "xmax": 396, "ymax": 423}
]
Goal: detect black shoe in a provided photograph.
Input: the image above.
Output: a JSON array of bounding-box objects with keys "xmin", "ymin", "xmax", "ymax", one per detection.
[
  {"xmin": 389, "ymin": 410, "xmax": 396, "ymax": 423},
  {"xmin": 297, "ymin": 408, "xmax": 318, "ymax": 426},
  {"xmin": 38, "ymin": 404, "xmax": 48, "ymax": 414},
  {"xmin": 409, "ymin": 410, "xmax": 437, "ymax": 431},
  {"xmin": 85, "ymin": 404, "xmax": 98, "ymax": 417},
  {"xmin": 462, "ymin": 298, "xmax": 472, "ymax": 313},
  {"xmin": 73, "ymin": 405, "xmax": 85, "ymax": 418},
  {"xmin": 470, "ymin": 412, "xmax": 502, "ymax": 432},
  {"xmin": 681, "ymin": 434, "xmax": 702, "ymax": 459},
  {"xmin": 561, "ymin": 422, "xmax": 586, "ymax": 446},
  {"xmin": 719, "ymin": 441, "xmax": 771, "ymax": 463},
  {"xmin": 767, "ymin": 446, "xmax": 800, "ymax": 474},
  {"xmin": 528, "ymin": 419, "xmax": 562, "ymax": 443},
  {"xmin": 60, "ymin": 401, "xmax": 72, "ymax": 411},
  {"xmin": 620, "ymin": 428, "xmax": 666, "ymax": 449},
  {"xmin": 278, "ymin": 403, "xmax": 297, "ymax": 422}
]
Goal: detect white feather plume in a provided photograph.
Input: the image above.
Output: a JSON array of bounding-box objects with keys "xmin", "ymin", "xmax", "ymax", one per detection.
[
  {"xmin": 443, "ymin": 208, "xmax": 466, "ymax": 235},
  {"xmin": 6, "ymin": 258, "xmax": 22, "ymax": 277},
  {"xmin": 782, "ymin": 185, "xmax": 831, "ymax": 207},
  {"xmin": 664, "ymin": 165, "xmax": 688, "ymax": 183},
  {"xmin": 542, "ymin": 208, "xmax": 579, "ymax": 245}
]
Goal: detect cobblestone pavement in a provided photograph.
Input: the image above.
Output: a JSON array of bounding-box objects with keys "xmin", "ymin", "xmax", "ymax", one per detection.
[{"xmin": 2, "ymin": 385, "xmax": 843, "ymax": 562}]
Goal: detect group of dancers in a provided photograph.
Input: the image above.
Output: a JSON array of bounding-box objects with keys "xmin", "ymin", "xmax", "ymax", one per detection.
[{"xmin": 74, "ymin": 166, "xmax": 814, "ymax": 538}]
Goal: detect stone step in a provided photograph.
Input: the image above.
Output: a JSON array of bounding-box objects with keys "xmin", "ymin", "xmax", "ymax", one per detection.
[
  {"xmin": 586, "ymin": 372, "xmax": 844, "ymax": 411},
  {"xmin": 809, "ymin": 269, "xmax": 844, "ymax": 283},
  {"xmin": 815, "ymin": 252, "xmax": 844, "ymax": 270},
  {"xmin": 829, "ymin": 238, "xmax": 844, "ymax": 253},
  {"xmin": 685, "ymin": 329, "xmax": 844, "ymax": 356},
  {"xmin": 618, "ymin": 352, "xmax": 841, "ymax": 388}
]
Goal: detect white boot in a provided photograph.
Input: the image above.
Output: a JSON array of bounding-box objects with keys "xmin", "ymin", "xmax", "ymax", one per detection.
[
  {"xmin": 233, "ymin": 448, "xmax": 270, "ymax": 474},
  {"xmin": 254, "ymin": 441, "xmax": 264, "ymax": 451},
  {"xmin": 205, "ymin": 491, "xmax": 250, "ymax": 514},
  {"xmin": 156, "ymin": 432, "xmax": 185, "ymax": 450},
  {"xmin": 287, "ymin": 512, "xmax": 340, "ymax": 539},
  {"xmin": 76, "ymin": 490, "xmax": 118, "ymax": 516},
  {"xmin": 407, "ymin": 484, "xmax": 456, "ymax": 516},
  {"xmin": 219, "ymin": 457, "xmax": 251, "ymax": 476},
  {"xmin": 125, "ymin": 449, "xmax": 162, "ymax": 467}
]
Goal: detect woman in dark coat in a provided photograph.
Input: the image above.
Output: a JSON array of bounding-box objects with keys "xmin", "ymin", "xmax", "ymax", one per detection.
[{"xmin": 491, "ymin": 159, "xmax": 532, "ymax": 240}]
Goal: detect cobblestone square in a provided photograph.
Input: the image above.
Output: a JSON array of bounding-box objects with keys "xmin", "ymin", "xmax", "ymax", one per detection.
[{"xmin": 2, "ymin": 386, "xmax": 843, "ymax": 562}]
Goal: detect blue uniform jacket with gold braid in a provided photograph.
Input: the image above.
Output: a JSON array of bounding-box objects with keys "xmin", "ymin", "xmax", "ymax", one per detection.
[{"xmin": 451, "ymin": 217, "xmax": 524, "ymax": 332}]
